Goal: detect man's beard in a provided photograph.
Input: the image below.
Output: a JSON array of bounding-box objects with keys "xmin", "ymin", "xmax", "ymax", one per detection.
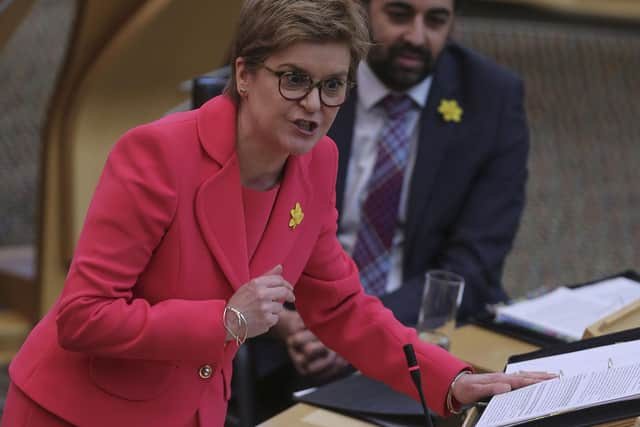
[{"xmin": 367, "ymin": 41, "xmax": 433, "ymax": 91}]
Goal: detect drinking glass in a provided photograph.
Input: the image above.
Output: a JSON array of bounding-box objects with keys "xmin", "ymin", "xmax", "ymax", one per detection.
[{"xmin": 416, "ymin": 270, "xmax": 464, "ymax": 350}]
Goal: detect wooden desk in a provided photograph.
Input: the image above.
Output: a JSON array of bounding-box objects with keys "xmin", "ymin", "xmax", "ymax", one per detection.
[
  {"xmin": 261, "ymin": 324, "xmax": 539, "ymax": 426},
  {"xmin": 447, "ymin": 324, "xmax": 538, "ymax": 373},
  {"xmin": 258, "ymin": 403, "xmax": 375, "ymax": 427}
]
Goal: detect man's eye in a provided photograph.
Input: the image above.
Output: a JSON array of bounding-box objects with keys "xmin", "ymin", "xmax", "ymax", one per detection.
[
  {"xmin": 386, "ymin": 9, "xmax": 413, "ymax": 23},
  {"xmin": 425, "ymin": 13, "xmax": 449, "ymax": 26},
  {"xmin": 284, "ymin": 73, "xmax": 310, "ymax": 87}
]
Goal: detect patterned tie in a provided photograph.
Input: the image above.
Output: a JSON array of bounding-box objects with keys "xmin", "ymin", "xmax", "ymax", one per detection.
[{"xmin": 352, "ymin": 94, "xmax": 415, "ymax": 296}]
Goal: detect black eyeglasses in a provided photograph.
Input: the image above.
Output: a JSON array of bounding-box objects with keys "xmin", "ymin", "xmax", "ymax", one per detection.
[{"xmin": 261, "ymin": 64, "xmax": 354, "ymax": 107}]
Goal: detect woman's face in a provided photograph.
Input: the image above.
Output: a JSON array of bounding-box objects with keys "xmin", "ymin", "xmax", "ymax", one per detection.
[{"xmin": 236, "ymin": 41, "xmax": 351, "ymax": 157}]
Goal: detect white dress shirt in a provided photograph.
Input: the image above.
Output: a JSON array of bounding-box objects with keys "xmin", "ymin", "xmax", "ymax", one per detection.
[{"xmin": 338, "ymin": 62, "xmax": 432, "ymax": 294}]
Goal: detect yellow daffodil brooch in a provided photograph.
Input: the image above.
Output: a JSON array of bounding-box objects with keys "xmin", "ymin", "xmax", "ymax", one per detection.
[
  {"xmin": 289, "ymin": 202, "xmax": 304, "ymax": 229},
  {"xmin": 438, "ymin": 99, "xmax": 463, "ymax": 123}
]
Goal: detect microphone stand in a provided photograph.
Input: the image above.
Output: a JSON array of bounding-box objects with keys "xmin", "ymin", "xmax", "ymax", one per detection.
[{"xmin": 403, "ymin": 344, "xmax": 434, "ymax": 427}]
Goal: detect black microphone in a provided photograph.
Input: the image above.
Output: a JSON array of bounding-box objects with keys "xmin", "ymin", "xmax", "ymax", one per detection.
[{"xmin": 403, "ymin": 344, "xmax": 433, "ymax": 427}]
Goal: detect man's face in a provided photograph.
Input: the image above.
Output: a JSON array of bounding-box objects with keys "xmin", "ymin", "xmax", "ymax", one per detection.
[{"xmin": 366, "ymin": 0, "xmax": 454, "ymax": 91}]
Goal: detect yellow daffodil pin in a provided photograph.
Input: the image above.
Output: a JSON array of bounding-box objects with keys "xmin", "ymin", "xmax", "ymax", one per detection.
[
  {"xmin": 438, "ymin": 99, "xmax": 463, "ymax": 123},
  {"xmin": 289, "ymin": 202, "xmax": 304, "ymax": 229}
]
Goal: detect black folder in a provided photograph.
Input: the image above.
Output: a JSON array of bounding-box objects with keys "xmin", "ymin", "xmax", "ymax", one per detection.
[
  {"xmin": 295, "ymin": 373, "xmax": 428, "ymax": 427},
  {"xmin": 473, "ymin": 270, "xmax": 640, "ymax": 348},
  {"xmin": 494, "ymin": 327, "xmax": 640, "ymax": 426}
]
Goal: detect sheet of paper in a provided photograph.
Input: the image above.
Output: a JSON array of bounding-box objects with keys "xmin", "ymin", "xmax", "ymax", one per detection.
[
  {"xmin": 505, "ymin": 340, "xmax": 640, "ymax": 378},
  {"xmin": 495, "ymin": 277, "xmax": 640, "ymax": 341},
  {"xmin": 572, "ymin": 277, "xmax": 640, "ymax": 307},
  {"xmin": 476, "ymin": 362, "xmax": 640, "ymax": 427},
  {"xmin": 496, "ymin": 287, "xmax": 621, "ymax": 341}
]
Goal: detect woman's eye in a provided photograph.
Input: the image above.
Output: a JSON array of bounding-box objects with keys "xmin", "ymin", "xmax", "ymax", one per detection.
[
  {"xmin": 323, "ymin": 79, "xmax": 345, "ymax": 93},
  {"xmin": 285, "ymin": 73, "xmax": 309, "ymax": 87}
]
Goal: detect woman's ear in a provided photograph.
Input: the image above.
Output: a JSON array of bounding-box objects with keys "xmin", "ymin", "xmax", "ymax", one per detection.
[{"xmin": 235, "ymin": 57, "xmax": 249, "ymax": 96}]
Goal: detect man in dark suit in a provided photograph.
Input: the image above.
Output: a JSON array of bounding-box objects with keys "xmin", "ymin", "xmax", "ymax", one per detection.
[{"xmin": 278, "ymin": 0, "xmax": 529, "ymax": 381}]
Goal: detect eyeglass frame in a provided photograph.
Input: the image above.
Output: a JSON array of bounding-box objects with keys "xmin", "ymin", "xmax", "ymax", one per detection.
[{"xmin": 260, "ymin": 64, "xmax": 356, "ymax": 107}]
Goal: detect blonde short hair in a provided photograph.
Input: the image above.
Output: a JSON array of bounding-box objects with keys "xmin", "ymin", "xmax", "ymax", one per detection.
[{"xmin": 225, "ymin": 0, "xmax": 370, "ymax": 103}]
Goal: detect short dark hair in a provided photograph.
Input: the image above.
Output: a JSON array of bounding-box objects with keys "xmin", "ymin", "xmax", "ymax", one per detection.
[{"xmin": 225, "ymin": 0, "xmax": 370, "ymax": 103}]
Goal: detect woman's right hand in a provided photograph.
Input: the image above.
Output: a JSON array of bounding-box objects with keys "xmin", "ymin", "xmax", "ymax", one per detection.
[{"xmin": 226, "ymin": 265, "xmax": 295, "ymax": 339}]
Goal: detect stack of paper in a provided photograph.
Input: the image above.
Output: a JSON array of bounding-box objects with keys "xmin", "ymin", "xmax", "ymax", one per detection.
[
  {"xmin": 495, "ymin": 277, "xmax": 640, "ymax": 341},
  {"xmin": 476, "ymin": 340, "xmax": 640, "ymax": 427}
]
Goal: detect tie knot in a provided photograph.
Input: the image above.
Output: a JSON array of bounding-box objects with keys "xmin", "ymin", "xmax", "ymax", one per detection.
[{"xmin": 381, "ymin": 94, "xmax": 414, "ymax": 119}]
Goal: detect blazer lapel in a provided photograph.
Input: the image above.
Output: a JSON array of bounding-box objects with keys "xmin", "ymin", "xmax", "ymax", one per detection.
[
  {"xmin": 328, "ymin": 91, "xmax": 357, "ymax": 216},
  {"xmin": 195, "ymin": 96, "xmax": 250, "ymax": 290},
  {"xmin": 249, "ymin": 154, "xmax": 313, "ymax": 279},
  {"xmin": 406, "ymin": 47, "xmax": 462, "ymax": 243}
]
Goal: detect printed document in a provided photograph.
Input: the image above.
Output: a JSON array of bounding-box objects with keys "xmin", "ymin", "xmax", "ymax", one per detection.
[
  {"xmin": 476, "ymin": 340, "xmax": 640, "ymax": 427},
  {"xmin": 495, "ymin": 277, "xmax": 640, "ymax": 341}
]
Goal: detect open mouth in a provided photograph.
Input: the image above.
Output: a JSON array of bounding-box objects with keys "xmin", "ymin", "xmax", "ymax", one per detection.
[{"xmin": 294, "ymin": 119, "xmax": 318, "ymax": 134}]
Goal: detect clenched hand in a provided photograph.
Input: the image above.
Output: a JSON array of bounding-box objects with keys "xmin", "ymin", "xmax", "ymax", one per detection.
[{"xmin": 226, "ymin": 265, "xmax": 295, "ymax": 339}]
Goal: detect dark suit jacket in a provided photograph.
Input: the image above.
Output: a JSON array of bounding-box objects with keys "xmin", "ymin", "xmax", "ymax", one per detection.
[{"xmin": 328, "ymin": 41, "xmax": 529, "ymax": 324}]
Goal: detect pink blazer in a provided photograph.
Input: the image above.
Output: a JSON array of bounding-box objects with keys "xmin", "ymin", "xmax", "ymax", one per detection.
[{"xmin": 9, "ymin": 96, "xmax": 469, "ymax": 426}]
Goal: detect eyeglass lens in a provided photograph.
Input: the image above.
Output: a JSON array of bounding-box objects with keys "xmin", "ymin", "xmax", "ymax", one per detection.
[{"xmin": 279, "ymin": 72, "xmax": 348, "ymax": 107}]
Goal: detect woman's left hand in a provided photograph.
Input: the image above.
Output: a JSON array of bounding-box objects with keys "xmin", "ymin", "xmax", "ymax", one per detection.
[{"xmin": 452, "ymin": 371, "xmax": 557, "ymax": 405}]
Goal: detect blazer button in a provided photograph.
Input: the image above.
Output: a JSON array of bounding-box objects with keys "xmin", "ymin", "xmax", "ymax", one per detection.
[{"xmin": 198, "ymin": 364, "xmax": 214, "ymax": 379}]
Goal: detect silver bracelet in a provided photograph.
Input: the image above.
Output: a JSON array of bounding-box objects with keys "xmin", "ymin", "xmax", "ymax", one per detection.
[{"xmin": 223, "ymin": 305, "xmax": 248, "ymax": 346}]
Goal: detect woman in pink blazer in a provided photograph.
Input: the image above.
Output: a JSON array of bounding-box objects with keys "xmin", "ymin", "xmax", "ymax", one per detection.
[{"xmin": 2, "ymin": 0, "xmax": 552, "ymax": 426}]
